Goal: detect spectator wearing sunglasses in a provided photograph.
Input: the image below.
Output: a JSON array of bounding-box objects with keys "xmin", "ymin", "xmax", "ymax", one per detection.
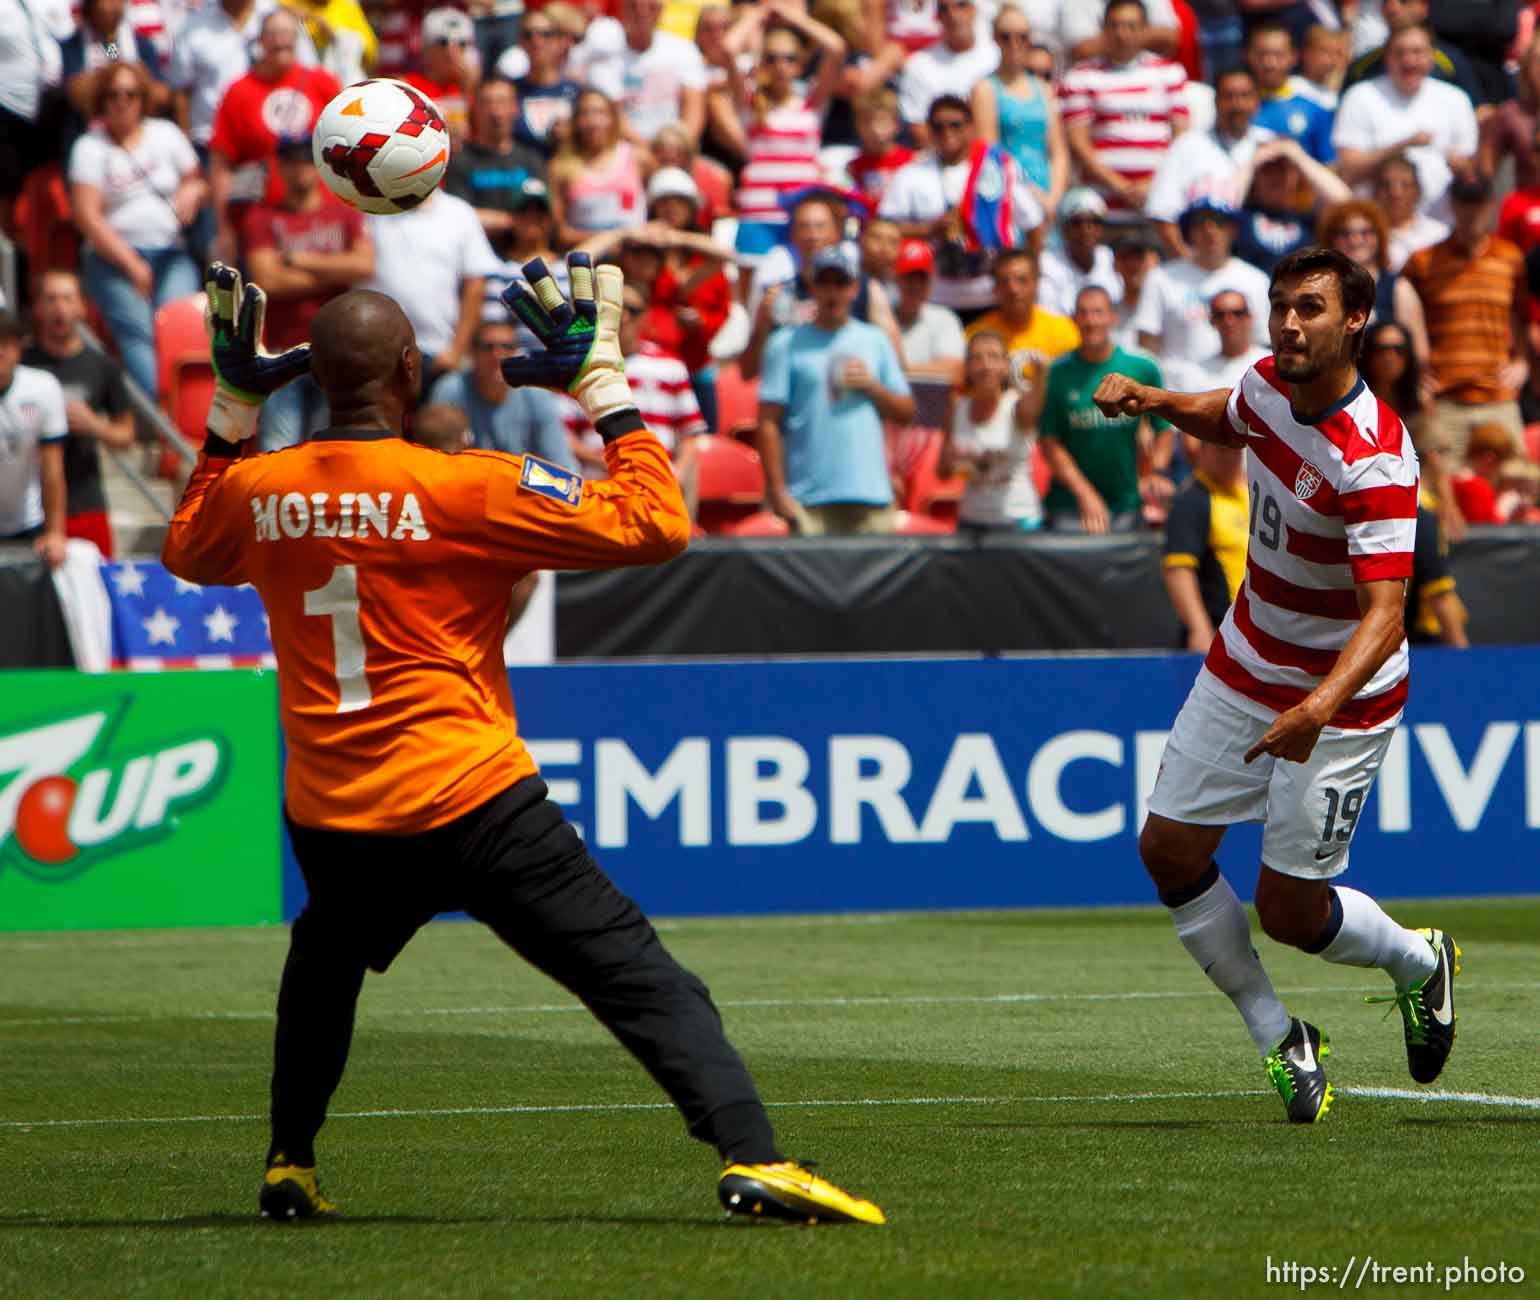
[
  {"xmin": 428, "ymin": 317, "xmax": 570, "ymax": 464},
  {"xmin": 403, "ymin": 8, "xmax": 480, "ymax": 147},
  {"xmin": 68, "ymin": 61, "xmax": 206, "ymax": 402},
  {"xmin": 972, "ymin": 3, "xmax": 1068, "ymax": 222},
  {"xmin": 711, "ymin": 4, "xmax": 846, "ymax": 261},
  {"xmin": 880, "ymin": 95, "xmax": 1044, "ymax": 319},
  {"xmin": 510, "ymin": 6, "xmax": 583, "ymax": 156},
  {"xmin": 1039, "ymin": 187, "xmax": 1122, "ymax": 318}
]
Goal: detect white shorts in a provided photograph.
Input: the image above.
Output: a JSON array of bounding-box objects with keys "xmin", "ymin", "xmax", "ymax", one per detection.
[{"xmin": 1146, "ymin": 671, "xmax": 1396, "ymax": 880}]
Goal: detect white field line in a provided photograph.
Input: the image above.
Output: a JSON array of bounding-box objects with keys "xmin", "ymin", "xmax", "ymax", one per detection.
[
  {"xmin": 5, "ymin": 982, "xmax": 1540, "ymax": 1030},
  {"xmin": 5, "ymin": 1085, "xmax": 1540, "ymax": 1133},
  {"xmin": 0, "ymin": 914, "xmax": 922, "ymax": 951}
]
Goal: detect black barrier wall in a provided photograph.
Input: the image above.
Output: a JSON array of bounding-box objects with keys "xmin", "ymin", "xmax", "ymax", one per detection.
[
  {"xmin": 556, "ymin": 529, "xmax": 1540, "ymax": 657},
  {"xmin": 1, "ymin": 555, "xmax": 75, "ymax": 668}
]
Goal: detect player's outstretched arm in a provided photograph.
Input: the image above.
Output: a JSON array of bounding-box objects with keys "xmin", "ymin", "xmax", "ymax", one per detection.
[
  {"xmin": 203, "ymin": 262, "xmax": 312, "ymax": 444},
  {"xmin": 165, "ymin": 264, "xmax": 307, "ymax": 585},
  {"xmin": 500, "ymin": 252, "xmax": 639, "ymax": 432},
  {"xmin": 1092, "ymin": 375, "xmax": 1244, "ymax": 448}
]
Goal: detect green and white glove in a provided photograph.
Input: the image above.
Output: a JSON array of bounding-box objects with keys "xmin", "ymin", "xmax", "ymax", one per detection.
[
  {"xmin": 203, "ymin": 262, "xmax": 311, "ymax": 443},
  {"xmin": 499, "ymin": 252, "xmax": 640, "ymax": 435}
]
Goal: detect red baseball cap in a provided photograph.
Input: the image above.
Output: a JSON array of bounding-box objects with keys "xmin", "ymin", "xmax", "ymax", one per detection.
[{"xmin": 895, "ymin": 239, "xmax": 934, "ymax": 275}]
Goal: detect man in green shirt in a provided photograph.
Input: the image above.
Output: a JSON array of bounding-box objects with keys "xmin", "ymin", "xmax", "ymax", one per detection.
[{"xmin": 1040, "ymin": 285, "xmax": 1173, "ymax": 532}]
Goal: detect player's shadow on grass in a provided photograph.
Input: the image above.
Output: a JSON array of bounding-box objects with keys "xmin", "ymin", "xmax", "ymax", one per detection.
[
  {"xmin": 1395, "ymin": 1115, "xmax": 1540, "ymax": 1127},
  {"xmin": 0, "ymin": 1212, "xmax": 720, "ymax": 1231}
]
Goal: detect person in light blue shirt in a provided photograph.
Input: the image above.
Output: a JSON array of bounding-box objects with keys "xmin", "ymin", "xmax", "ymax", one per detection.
[
  {"xmin": 428, "ymin": 317, "xmax": 573, "ymax": 470},
  {"xmin": 757, "ymin": 246, "xmax": 916, "ymax": 535}
]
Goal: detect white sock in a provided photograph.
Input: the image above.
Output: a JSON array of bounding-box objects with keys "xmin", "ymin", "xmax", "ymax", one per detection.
[
  {"xmin": 1315, "ymin": 886, "xmax": 1437, "ymax": 990},
  {"xmin": 1168, "ymin": 873, "xmax": 1292, "ymax": 1055}
]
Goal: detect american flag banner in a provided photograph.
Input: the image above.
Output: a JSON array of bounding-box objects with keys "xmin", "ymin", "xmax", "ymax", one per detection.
[{"xmin": 103, "ymin": 560, "xmax": 276, "ymax": 671}]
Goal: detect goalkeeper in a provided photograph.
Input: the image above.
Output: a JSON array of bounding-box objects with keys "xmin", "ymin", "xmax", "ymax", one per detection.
[{"xmin": 162, "ymin": 254, "xmax": 885, "ymax": 1228}]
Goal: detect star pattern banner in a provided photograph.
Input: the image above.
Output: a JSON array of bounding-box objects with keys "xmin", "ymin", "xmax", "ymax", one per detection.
[{"xmin": 103, "ymin": 560, "xmax": 276, "ymax": 671}]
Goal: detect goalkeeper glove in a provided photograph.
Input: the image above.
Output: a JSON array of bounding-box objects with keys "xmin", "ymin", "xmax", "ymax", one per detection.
[
  {"xmin": 203, "ymin": 262, "xmax": 311, "ymax": 442},
  {"xmin": 499, "ymin": 253, "xmax": 638, "ymax": 433}
]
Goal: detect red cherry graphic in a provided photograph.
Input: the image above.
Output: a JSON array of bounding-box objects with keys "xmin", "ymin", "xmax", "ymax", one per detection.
[{"xmin": 14, "ymin": 775, "xmax": 79, "ymax": 865}]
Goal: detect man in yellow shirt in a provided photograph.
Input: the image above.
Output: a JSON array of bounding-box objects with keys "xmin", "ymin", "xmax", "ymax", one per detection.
[
  {"xmin": 965, "ymin": 249, "xmax": 1080, "ymax": 404},
  {"xmin": 1162, "ymin": 438, "xmax": 1248, "ymax": 653}
]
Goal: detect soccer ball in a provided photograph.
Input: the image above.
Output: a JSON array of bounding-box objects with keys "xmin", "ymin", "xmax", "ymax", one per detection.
[{"xmin": 312, "ymin": 79, "xmax": 451, "ymax": 215}]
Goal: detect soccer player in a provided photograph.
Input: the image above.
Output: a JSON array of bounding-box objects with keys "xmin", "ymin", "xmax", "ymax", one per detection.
[
  {"xmin": 1092, "ymin": 247, "xmax": 1460, "ymax": 1123},
  {"xmin": 161, "ymin": 254, "xmax": 885, "ymax": 1226}
]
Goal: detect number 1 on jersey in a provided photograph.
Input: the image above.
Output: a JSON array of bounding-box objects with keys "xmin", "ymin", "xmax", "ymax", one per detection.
[{"xmin": 303, "ymin": 564, "xmax": 371, "ymax": 713}]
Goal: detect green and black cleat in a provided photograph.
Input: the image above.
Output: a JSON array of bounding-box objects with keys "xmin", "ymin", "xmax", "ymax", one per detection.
[
  {"xmin": 1366, "ymin": 928, "xmax": 1460, "ymax": 1084},
  {"xmin": 1264, "ymin": 1018, "xmax": 1333, "ymax": 1124}
]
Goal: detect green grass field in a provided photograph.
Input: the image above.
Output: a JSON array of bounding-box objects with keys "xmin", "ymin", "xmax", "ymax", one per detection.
[{"xmin": 3, "ymin": 898, "xmax": 1539, "ymax": 1299}]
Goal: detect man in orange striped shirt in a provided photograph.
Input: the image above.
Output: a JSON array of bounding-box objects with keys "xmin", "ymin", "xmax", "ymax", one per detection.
[
  {"xmin": 163, "ymin": 254, "xmax": 884, "ymax": 1228},
  {"xmin": 1402, "ymin": 171, "xmax": 1529, "ymax": 470}
]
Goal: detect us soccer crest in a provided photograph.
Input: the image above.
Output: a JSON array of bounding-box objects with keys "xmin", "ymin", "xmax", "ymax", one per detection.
[{"xmin": 1294, "ymin": 460, "xmax": 1324, "ymax": 501}]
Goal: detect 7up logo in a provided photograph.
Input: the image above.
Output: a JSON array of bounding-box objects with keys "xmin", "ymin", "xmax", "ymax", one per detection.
[{"xmin": 0, "ymin": 697, "xmax": 228, "ymax": 882}]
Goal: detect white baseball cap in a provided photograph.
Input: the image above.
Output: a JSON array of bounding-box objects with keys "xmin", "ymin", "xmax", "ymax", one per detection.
[
  {"xmin": 1059, "ymin": 187, "xmax": 1108, "ymax": 221},
  {"xmin": 422, "ymin": 7, "xmax": 475, "ymax": 44},
  {"xmin": 646, "ymin": 166, "xmax": 702, "ymax": 210}
]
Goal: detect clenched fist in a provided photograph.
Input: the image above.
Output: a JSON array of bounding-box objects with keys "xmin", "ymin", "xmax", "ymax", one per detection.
[{"xmin": 1093, "ymin": 373, "xmax": 1160, "ymax": 419}]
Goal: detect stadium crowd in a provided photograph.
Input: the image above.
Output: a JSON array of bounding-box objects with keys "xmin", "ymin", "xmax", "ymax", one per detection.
[{"xmin": 4, "ymin": 0, "xmax": 1540, "ymax": 641}]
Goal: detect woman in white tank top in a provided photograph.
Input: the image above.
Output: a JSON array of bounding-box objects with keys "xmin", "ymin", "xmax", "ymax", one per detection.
[{"xmin": 940, "ymin": 330, "xmax": 1044, "ymax": 531}]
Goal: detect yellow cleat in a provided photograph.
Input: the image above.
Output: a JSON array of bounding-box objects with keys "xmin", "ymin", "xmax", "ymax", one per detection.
[
  {"xmin": 259, "ymin": 1157, "xmax": 337, "ymax": 1221},
  {"xmin": 718, "ymin": 1161, "xmax": 886, "ymax": 1225}
]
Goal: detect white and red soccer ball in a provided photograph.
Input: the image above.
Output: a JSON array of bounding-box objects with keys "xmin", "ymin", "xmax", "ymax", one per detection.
[{"xmin": 312, "ymin": 79, "xmax": 451, "ymax": 215}]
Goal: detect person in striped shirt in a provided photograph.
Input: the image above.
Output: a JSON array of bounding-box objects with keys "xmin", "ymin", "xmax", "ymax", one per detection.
[
  {"xmin": 1093, "ymin": 246, "xmax": 1460, "ymax": 1125},
  {"xmin": 1059, "ymin": 0, "xmax": 1188, "ymax": 222},
  {"xmin": 708, "ymin": 0, "xmax": 845, "ymax": 260}
]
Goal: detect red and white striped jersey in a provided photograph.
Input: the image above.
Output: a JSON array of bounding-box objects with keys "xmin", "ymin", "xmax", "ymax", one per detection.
[
  {"xmin": 560, "ymin": 343, "xmax": 705, "ymax": 473},
  {"xmin": 1208, "ymin": 356, "xmax": 1420, "ymax": 732},
  {"xmin": 1058, "ymin": 53, "xmax": 1188, "ymax": 211},
  {"xmin": 735, "ymin": 96, "xmax": 825, "ymax": 228}
]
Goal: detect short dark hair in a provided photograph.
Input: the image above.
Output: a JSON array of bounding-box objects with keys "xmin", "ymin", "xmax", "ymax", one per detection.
[
  {"xmin": 926, "ymin": 93, "xmax": 972, "ymax": 125},
  {"xmin": 1269, "ymin": 246, "xmax": 1377, "ymax": 360},
  {"xmin": 0, "ymin": 311, "xmax": 23, "ymax": 343},
  {"xmin": 471, "ymin": 316, "xmax": 517, "ymax": 348},
  {"xmin": 790, "ymin": 190, "xmax": 848, "ymax": 229},
  {"xmin": 1104, "ymin": 0, "xmax": 1146, "ymax": 22},
  {"xmin": 1074, "ymin": 284, "xmax": 1115, "ymax": 310},
  {"xmin": 1387, "ymin": 19, "xmax": 1436, "ymax": 47},
  {"xmin": 992, "ymin": 247, "xmax": 1039, "ymax": 275},
  {"xmin": 1214, "ymin": 65, "xmax": 1259, "ymax": 91},
  {"xmin": 1245, "ymin": 18, "xmax": 1295, "ymax": 47}
]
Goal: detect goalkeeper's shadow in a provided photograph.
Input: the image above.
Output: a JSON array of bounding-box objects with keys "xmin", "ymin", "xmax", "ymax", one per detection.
[{"xmin": 0, "ymin": 1211, "xmax": 722, "ymax": 1231}]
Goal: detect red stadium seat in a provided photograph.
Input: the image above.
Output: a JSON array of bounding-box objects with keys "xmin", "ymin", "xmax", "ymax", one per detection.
[
  {"xmin": 154, "ymin": 293, "xmax": 208, "ymax": 399},
  {"xmin": 166, "ymin": 358, "xmax": 218, "ymax": 450},
  {"xmin": 155, "ymin": 293, "xmax": 212, "ymax": 469},
  {"xmin": 1525, "ymin": 423, "xmax": 1540, "ymax": 464},
  {"xmin": 1031, "ymin": 440, "xmax": 1051, "ymax": 500},
  {"xmin": 713, "ymin": 361, "xmax": 759, "ymax": 438},
  {"xmin": 902, "ymin": 429, "xmax": 965, "ymax": 522},
  {"xmin": 695, "ymin": 434, "xmax": 768, "ymax": 533},
  {"xmin": 719, "ymin": 509, "xmax": 790, "ymax": 537}
]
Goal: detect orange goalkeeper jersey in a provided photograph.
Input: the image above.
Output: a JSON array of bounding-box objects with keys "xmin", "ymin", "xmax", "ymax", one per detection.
[{"xmin": 162, "ymin": 428, "xmax": 688, "ymax": 834}]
